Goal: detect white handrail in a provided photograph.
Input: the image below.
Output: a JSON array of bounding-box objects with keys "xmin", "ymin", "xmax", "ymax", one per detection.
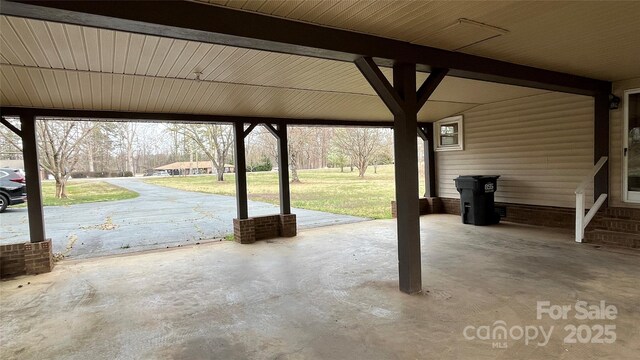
[
  {"xmin": 575, "ymin": 156, "xmax": 608, "ymax": 243},
  {"xmin": 575, "ymin": 156, "xmax": 608, "ymax": 194}
]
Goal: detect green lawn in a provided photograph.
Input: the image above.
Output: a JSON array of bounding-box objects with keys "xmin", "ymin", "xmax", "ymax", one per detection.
[
  {"xmin": 145, "ymin": 165, "xmax": 425, "ymax": 219},
  {"xmin": 36, "ymin": 180, "xmax": 139, "ymax": 206}
]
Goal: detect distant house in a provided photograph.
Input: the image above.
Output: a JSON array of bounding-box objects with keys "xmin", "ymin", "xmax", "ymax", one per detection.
[{"xmin": 154, "ymin": 161, "xmax": 234, "ymax": 175}]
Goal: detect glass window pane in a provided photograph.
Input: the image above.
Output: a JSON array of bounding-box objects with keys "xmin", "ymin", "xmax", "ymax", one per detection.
[
  {"xmin": 440, "ymin": 123, "xmax": 458, "ymax": 135},
  {"xmin": 440, "ymin": 134, "xmax": 458, "ymax": 146},
  {"xmin": 628, "ymin": 93, "xmax": 640, "ymax": 191}
]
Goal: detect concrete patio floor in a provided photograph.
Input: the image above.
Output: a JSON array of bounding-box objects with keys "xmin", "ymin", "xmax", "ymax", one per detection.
[{"xmin": 1, "ymin": 215, "xmax": 638, "ymax": 359}]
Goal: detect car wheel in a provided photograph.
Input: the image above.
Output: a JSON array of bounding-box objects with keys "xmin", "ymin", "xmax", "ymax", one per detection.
[{"xmin": 0, "ymin": 194, "xmax": 8, "ymax": 213}]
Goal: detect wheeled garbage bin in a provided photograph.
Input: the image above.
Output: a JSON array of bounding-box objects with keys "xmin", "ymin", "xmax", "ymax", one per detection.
[{"xmin": 454, "ymin": 175, "xmax": 501, "ymax": 225}]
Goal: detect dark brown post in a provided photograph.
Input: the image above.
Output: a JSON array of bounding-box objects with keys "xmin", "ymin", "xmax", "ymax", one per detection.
[
  {"xmin": 393, "ymin": 62, "xmax": 422, "ymax": 294},
  {"xmin": 277, "ymin": 124, "xmax": 291, "ymax": 215},
  {"xmin": 233, "ymin": 122, "xmax": 248, "ymax": 219},
  {"xmin": 594, "ymin": 92, "xmax": 610, "ymax": 205},
  {"xmin": 20, "ymin": 114, "xmax": 46, "ymax": 243},
  {"xmin": 424, "ymin": 123, "xmax": 438, "ymax": 197},
  {"xmin": 418, "ymin": 124, "xmax": 437, "ymax": 198},
  {"xmin": 356, "ymin": 57, "xmax": 449, "ymax": 294}
]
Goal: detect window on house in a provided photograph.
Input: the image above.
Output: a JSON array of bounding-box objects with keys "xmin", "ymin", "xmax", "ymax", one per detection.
[{"xmin": 434, "ymin": 115, "xmax": 463, "ymax": 151}]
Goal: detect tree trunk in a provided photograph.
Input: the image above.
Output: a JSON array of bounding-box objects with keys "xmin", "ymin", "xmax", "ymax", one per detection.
[
  {"xmin": 216, "ymin": 165, "xmax": 225, "ymax": 181},
  {"xmin": 358, "ymin": 159, "xmax": 368, "ymax": 177},
  {"xmin": 290, "ymin": 152, "xmax": 300, "ymax": 183},
  {"xmin": 88, "ymin": 140, "xmax": 95, "ymax": 172},
  {"xmin": 216, "ymin": 155, "xmax": 226, "ymax": 181},
  {"xmin": 55, "ymin": 177, "xmax": 68, "ymax": 198},
  {"xmin": 340, "ymin": 165, "xmax": 344, "ymax": 173},
  {"xmin": 127, "ymin": 147, "xmax": 135, "ymax": 174}
]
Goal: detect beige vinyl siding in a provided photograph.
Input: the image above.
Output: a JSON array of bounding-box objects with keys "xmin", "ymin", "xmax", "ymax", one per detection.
[
  {"xmin": 609, "ymin": 77, "xmax": 640, "ymax": 208},
  {"xmin": 437, "ymin": 92, "xmax": 595, "ymax": 208}
]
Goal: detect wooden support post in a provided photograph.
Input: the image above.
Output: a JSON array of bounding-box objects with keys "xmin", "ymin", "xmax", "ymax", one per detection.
[
  {"xmin": 20, "ymin": 114, "xmax": 46, "ymax": 243},
  {"xmin": 393, "ymin": 62, "xmax": 422, "ymax": 294},
  {"xmin": 357, "ymin": 57, "xmax": 448, "ymax": 294},
  {"xmin": 424, "ymin": 123, "xmax": 438, "ymax": 197},
  {"xmin": 594, "ymin": 92, "xmax": 610, "ymax": 205},
  {"xmin": 277, "ymin": 124, "xmax": 291, "ymax": 215},
  {"xmin": 418, "ymin": 124, "xmax": 437, "ymax": 198},
  {"xmin": 233, "ymin": 122, "xmax": 248, "ymax": 219}
]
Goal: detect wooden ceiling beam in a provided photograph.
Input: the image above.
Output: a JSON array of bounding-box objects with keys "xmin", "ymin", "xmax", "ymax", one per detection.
[{"xmin": 0, "ymin": 107, "xmax": 395, "ymax": 128}]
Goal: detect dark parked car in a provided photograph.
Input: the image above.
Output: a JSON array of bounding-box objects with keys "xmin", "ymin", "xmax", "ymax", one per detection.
[{"xmin": 0, "ymin": 168, "xmax": 27, "ymax": 213}]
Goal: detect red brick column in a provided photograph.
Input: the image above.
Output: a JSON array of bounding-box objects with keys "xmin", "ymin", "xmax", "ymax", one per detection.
[
  {"xmin": 233, "ymin": 218, "xmax": 256, "ymax": 244},
  {"xmin": 0, "ymin": 240, "xmax": 53, "ymax": 278},
  {"xmin": 279, "ymin": 214, "xmax": 297, "ymax": 237},
  {"xmin": 24, "ymin": 240, "xmax": 54, "ymax": 275}
]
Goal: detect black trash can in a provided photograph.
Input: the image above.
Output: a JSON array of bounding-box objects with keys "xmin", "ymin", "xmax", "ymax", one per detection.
[{"xmin": 454, "ymin": 175, "xmax": 501, "ymax": 225}]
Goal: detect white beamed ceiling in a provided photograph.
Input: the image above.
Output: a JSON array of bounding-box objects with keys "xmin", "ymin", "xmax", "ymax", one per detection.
[
  {"xmin": 1, "ymin": 13, "xmax": 552, "ymax": 121},
  {"xmin": 199, "ymin": 0, "xmax": 640, "ymax": 82}
]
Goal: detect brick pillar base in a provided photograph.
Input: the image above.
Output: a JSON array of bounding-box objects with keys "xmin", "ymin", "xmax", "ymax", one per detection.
[
  {"xmin": 0, "ymin": 239, "xmax": 54, "ymax": 278},
  {"xmin": 24, "ymin": 240, "xmax": 54, "ymax": 275},
  {"xmin": 424, "ymin": 197, "xmax": 443, "ymax": 214},
  {"xmin": 279, "ymin": 214, "xmax": 297, "ymax": 237},
  {"xmin": 233, "ymin": 214, "xmax": 297, "ymax": 244},
  {"xmin": 233, "ymin": 218, "xmax": 256, "ymax": 244}
]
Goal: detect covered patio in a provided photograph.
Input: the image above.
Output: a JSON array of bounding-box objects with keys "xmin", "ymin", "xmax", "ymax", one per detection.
[{"xmin": 1, "ymin": 1, "xmax": 639, "ymax": 358}]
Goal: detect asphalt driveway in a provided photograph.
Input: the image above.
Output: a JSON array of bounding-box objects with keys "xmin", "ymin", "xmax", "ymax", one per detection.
[{"xmin": 0, "ymin": 178, "xmax": 367, "ymax": 259}]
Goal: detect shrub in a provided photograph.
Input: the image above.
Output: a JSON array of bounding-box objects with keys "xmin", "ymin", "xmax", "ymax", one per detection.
[
  {"xmin": 248, "ymin": 156, "xmax": 272, "ymax": 172},
  {"xmin": 70, "ymin": 171, "xmax": 88, "ymax": 178}
]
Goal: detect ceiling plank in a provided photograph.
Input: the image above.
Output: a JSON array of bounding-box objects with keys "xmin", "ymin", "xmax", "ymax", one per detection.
[{"xmin": 1, "ymin": 0, "xmax": 609, "ymax": 96}]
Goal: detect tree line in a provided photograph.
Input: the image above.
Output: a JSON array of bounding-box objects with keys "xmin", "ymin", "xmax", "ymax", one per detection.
[{"xmin": 0, "ymin": 119, "xmax": 393, "ymax": 198}]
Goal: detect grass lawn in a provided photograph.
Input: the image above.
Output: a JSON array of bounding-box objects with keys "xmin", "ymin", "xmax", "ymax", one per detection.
[
  {"xmin": 36, "ymin": 180, "xmax": 139, "ymax": 206},
  {"xmin": 145, "ymin": 165, "xmax": 425, "ymax": 219}
]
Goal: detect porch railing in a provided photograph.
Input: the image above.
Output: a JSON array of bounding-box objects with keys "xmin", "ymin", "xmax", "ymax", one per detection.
[{"xmin": 575, "ymin": 156, "xmax": 608, "ymax": 243}]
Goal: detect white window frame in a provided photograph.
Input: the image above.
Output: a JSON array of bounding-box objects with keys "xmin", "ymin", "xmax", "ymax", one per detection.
[
  {"xmin": 434, "ymin": 115, "xmax": 464, "ymax": 152},
  {"xmin": 623, "ymin": 88, "xmax": 640, "ymax": 203}
]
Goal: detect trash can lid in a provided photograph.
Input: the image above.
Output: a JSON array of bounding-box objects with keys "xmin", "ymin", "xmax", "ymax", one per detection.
[{"xmin": 456, "ymin": 175, "xmax": 500, "ymax": 179}]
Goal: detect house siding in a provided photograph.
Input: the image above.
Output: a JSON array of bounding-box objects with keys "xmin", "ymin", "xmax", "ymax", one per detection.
[
  {"xmin": 437, "ymin": 92, "xmax": 595, "ymax": 208},
  {"xmin": 609, "ymin": 77, "xmax": 640, "ymax": 209}
]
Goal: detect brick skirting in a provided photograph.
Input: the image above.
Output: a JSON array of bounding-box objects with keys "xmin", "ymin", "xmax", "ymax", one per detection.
[
  {"xmin": 440, "ymin": 197, "xmax": 575, "ymax": 229},
  {"xmin": 391, "ymin": 197, "xmax": 443, "ymax": 218},
  {"xmin": 233, "ymin": 214, "xmax": 297, "ymax": 244},
  {"xmin": 0, "ymin": 240, "xmax": 54, "ymax": 279},
  {"xmin": 392, "ymin": 197, "xmax": 576, "ymax": 229},
  {"xmin": 440, "ymin": 198, "xmax": 461, "ymax": 216}
]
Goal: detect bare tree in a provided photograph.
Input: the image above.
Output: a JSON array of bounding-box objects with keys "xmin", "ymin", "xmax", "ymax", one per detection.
[
  {"xmin": 287, "ymin": 127, "xmax": 317, "ymax": 183},
  {"xmin": 333, "ymin": 128, "xmax": 385, "ymax": 177},
  {"xmin": 115, "ymin": 122, "xmax": 138, "ymax": 174},
  {"xmin": 38, "ymin": 120, "xmax": 96, "ymax": 198},
  {"xmin": 166, "ymin": 124, "xmax": 233, "ymax": 181},
  {"xmin": 0, "ymin": 120, "xmax": 96, "ymax": 198}
]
